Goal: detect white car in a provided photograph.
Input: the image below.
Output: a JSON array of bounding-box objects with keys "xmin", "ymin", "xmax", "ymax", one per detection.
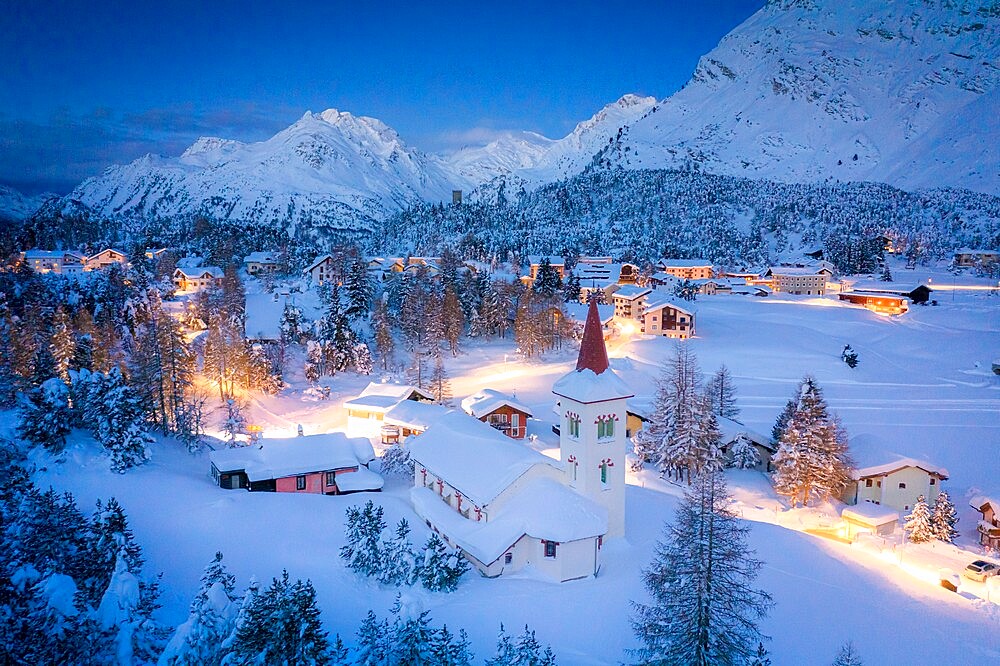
[{"xmin": 963, "ymin": 560, "xmax": 999, "ymax": 582}]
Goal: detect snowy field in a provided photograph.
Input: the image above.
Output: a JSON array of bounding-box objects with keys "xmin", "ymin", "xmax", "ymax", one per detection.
[{"xmin": 26, "ymin": 272, "xmax": 1000, "ymax": 665}]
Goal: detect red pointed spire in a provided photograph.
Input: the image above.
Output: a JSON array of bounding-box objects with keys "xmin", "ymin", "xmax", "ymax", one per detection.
[{"xmin": 576, "ymin": 297, "xmax": 610, "ymax": 374}]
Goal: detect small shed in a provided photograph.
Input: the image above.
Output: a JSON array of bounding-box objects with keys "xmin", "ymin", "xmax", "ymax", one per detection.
[{"xmin": 842, "ymin": 504, "xmax": 899, "ymax": 540}]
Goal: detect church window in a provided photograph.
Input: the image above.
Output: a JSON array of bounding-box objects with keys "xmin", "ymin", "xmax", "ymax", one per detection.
[
  {"xmin": 600, "ymin": 462, "xmax": 608, "ymax": 485},
  {"xmin": 567, "ymin": 413, "xmax": 581, "ymax": 438},
  {"xmin": 597, "ymin": 416, "xmax": 614, "ymax": 439}
]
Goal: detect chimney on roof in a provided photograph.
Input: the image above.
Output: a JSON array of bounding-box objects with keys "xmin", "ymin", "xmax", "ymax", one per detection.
[{"xmin": 576, "ymin": 297, "xmax": 610, "ymax": 375}]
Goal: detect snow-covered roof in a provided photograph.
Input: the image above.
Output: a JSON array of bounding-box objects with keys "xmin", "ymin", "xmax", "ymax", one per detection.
[
  {"xmin": 344, "ymin": 382, "xmax": 434, "ymax": 412},
  {"xmin": 174, "ymin": 266, "xmax": 223, "ymax": 279},
  {"xmin": 304, "ymin": 254, "xmax": 333, "ymax": 272},
  {"xmin": 562, "ymin": 302, "xmax": 614, "ymax": 326},
  {"xmin": 175, "ymin": 256, "xmax": 205, "ymax": 269},
  {"xmin": 970, "ymin": 496, "xmax": 999, "ymax": 514},
  {"xmin": 642, "ymin": 292, "xmax": 695, "ymax": 316},
  {"xmin": 658, "ymin": 258, "xmax": 712, "ymax": 268},
  {"xmin": 526, "ymin": 255, "xmax": 565, "ymax": 266},
  {"xmin": 842, "ymin": 503, "xmax": 899, "ymax": 525},
  {"xmin": 244, "ymin": 251, "xmax": 278, "ymax": 264},
  {"xmin": 461, "ymin": 389, "xmax": 533, "ymax": 419},
  {"xmin": 852, "ymin": 457, "xmax": 949, "ymax": 480},
  {"xmin": 335, "ymin": 467, "xmax": 385, "ymax": 492},
  {"xmin": 409, "ymin": 411, "xmax": 560, "ymax": 506},
  {"xmin": 611, "ymin": 285, "xmax": 651, "ymax": 300},
  {"xmin": 718, "ymin": 416, "xmax": 773, "ymax": 451},
  {"xmin": 954, "ymin": 248, "xmax": 1000, "ymax": 255},
  {"xmin": 840, "ymin": 290, "xmax": 909, "ymax": 301},
  {"xmin": 208, "ymin": 433, "xmax": 377, "ymax": 482},
  {"xmin": 768, "ymin": 266, "xmax": 827, "ymax": 276},
  {"xmin": 649, "ymin": 272, "xmax": 678, "ymax": 283},
  {"xmin": 411, "ymin": 478, "xmax": 607, "ymax": 565},
  {"xmin": 552, "ymin": 367, "xmax": 633, "ymax": 404},
  {"xmin": 851, "ymin": 281, "xmax": 929, "ymax": 294},
  {"xmin": 383, "ymin": 400, "xmax": 451, "ymax": 431}
]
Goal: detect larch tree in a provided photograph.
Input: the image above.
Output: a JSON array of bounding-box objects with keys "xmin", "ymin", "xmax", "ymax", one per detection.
[
  {"xmin": 706, "ymin": 364, "xmax": 739, "ymax": 420},
  {"xmin": 631, "ymin": 468, "xmax": 772, "ymax": 666},
  {"xmin": 771, "ymin": 377, "xmax": 854, "ymax": 507},
  {"xmin": 832, "ymin": 641, "xmax": 864, "ymax": 666},
  {"xmin": 429, "ymin": 355, "xmax": 453, "ymax": 406}
]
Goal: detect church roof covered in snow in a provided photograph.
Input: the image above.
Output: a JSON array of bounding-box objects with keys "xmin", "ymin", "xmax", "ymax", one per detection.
[
  {"xmin": 408, "ymin": 411, "xmax": 560, "ymax": 506},
  {"xmin": 411, "ymin": 477, "xmax": 607, "ymax": 565},
  {"xmin": 552, "ymin": 299, "xmax": 633, "ymax": 404},
  {"xmin": 208, "ymin": 433, "xmax": 376, "ymax": 482},
  {"xmin": 461, "ymin": 389, "xmax": 533, "ymax": 419}
]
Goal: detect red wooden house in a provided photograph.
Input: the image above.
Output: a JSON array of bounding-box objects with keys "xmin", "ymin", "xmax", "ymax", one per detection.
[
  {"xmin": 460, "ymin": 389, "xmax": 533, "ymax": 439},
  {"xmin": 971, "ymin": 496, "xmax": 1000, "ymax": 549}
]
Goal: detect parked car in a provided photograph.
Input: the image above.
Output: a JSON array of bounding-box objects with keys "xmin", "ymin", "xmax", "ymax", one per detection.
[{"xmin": 963, "ymin": 560, "xmax": 999, "ymax": 582}]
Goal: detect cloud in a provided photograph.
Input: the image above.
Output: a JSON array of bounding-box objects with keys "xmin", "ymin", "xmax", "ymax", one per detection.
[{"xmin": 0, "ymin": 102, "xmax": 299, "ymax": 194}]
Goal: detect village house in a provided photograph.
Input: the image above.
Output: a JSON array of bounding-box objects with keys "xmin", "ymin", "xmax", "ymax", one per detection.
[
  {"xmin": 718, "ymin": 417, "xmax": 776, "ymax": 472},
  {"xmin": 381, "ymin": 400, "xmax": 452, "ymax": 442},
  {"xmin": 766, "ymin": 266, "xmax": 830, "ymax": 295},
  {"xmin": 208, "ymin": 432, "xmax": 382, "ymax": 494},
  {"xmin": 970, "ymin": 496, "xmax": 1000, "ymax": 549},
  {"xmin": 839, "ymin": 291, "xmax": 909, "ymax": 315},
  {"xmin": 173, "ymin": 266, "xmax": 224, "ymax": 292},
  {"xmin": 841, "ymin": 503, "xmax": 899, "ymax": 541},
  {"xmin": 525, "ymin": 255, "xmax": 566, "ymax": 285},
  {"xmin": 845, "ymin": 458, "xmax": 949, "ymax": 513},
  {"xmin": 641, "ymin": 294, "xmax": 695, "ymax": 339},
  {"xmin": 461, "ymin": 389, "xmax": 533, "ymax": 439},
  {"xmin": 409, "ymin": 299, "xmax": 631, "ymax": 582},
  {"xmin": 563, "ymin": 301, "xmax": 615, "ymax": 339},
  {"xmin": 304, "ymin": 254, "xmax": 345, "ymax": 286},
  {"xmin": 953, "ymin": 248, "xmax": 1000, "ymax": 268},
  {"xmin": 657, "ymin": 258, "xmax": 714, "ymax": 280},
  {"xmin": 849, "ymin": 280, "xmax": 932, "ymax": 304},
  {"xmin": 144, "ymin": 248, "xmax": 169, "ymax": 261},
  {"xmin": 611, "ymin": 285, "xmax": 652, "ymax": 321},
  {"xmin": 646, "ymin": 272, "xmax": 678, "ymax": 289},
  {"xmin": 20, "ymin": 249, "xmax": 87, "ymax": 275},
  {"xmin": 343, "ymin": 382, "xmax": 435, "ymax": 438},
  {"xmin": 86, "ymin": 248, "xmax": 129, "ymax": 271},
  {"xmin": 243, "ymin": 251, "xmax": 280, "ymax": 275}
]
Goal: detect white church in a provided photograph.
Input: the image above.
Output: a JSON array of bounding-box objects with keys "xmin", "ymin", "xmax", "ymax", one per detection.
[{"xmin": 409, "ymin": 299, "xmax": 632, "ymax": 581}]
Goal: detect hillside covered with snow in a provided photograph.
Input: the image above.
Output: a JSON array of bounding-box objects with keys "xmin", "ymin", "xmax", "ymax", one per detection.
[{"xmin": 603, "ymin": 0, "xmax": 1000, "ymax": 194}]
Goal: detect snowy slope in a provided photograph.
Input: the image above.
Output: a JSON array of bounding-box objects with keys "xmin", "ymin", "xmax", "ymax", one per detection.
[
  {"xmin": 446, "ymin": 131, "xmax": 554, "ymax": 183},
  {"xmin": 66, "ymin": 110, "xmax": 471, "ymax": 232},
  {"xmin": 0, "ymin": 184, "xmax": 53, "ymax": 222},
  {"xmin": 606, "ymin": 0, "xmax": 1000, "ymax": 194}
]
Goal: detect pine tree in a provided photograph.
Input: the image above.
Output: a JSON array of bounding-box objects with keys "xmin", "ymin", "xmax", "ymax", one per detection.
[
  {"xmin": 378, "ymin": 519, "xmax": 417, "ymax": 587},
  {"xmin": 340, "ymin": 500, "xmax": 386, "ymax": 577},
  {"xmin": 630, "ymin": 469, "xmax": 772, "ymax": 666},
  {"xmin": 832, "ymin": 641, "xmax": 863, "ymax": 666},
  {"xmin": 98, "ymin": 369, "xmax": 153, "ymax": 473},
  {"xmin": 749, "ymin": 642, "xmax": 771, "ymax": 666},
  {"xmin": 771, "ymin": 398, "xmax": 796, "ymax": 444},
  {"xmin": 533, "ymin": 259, "xmax": 562, "ymax": 298},
  {"xmin": 771, "ymin": 377, "xmax": 854, "ymax": 507},
  {"xmin": 728, "ymin": 433, "xmax": 760, "ymax": 470},
  {"xmin": 430, "ymin": 625, "xmax": 474, "ymax": 666},
  {"xmin": 904, "ymin": 496, "xmax": 934, "ymax": 543},
  {"xmin": 17, "ymin": 377, "xmax": 72, "ymax": 454},
  {"xmin": 82, "ymin": 497, "xmax": 145, "ymax": 605},
  {"xmin": 485, "ymin": 624, "xmax": 515, "ymax": 666},
  {"xmin": 354, "ymin": 609, "xmax": 390, "ymax": 666},
  {"xmin": 562, "ymin": 273, "xmax": 581, "ymax": 303},
  {"xmin": 221, "ymin": 398, "xmax": 247, "ymax": 447},
  {"xmin": 372, "ymin": 299, "xmax": 395, "ymax": 370},
  {"xmin": 841, "ymin": 345, "xmax": 858, "ymax": 368},
  {"xmin": 706, "ymin": 365, "xmax": 739, "ymax": 420},
  {"xmin": 345, "ymin": 257, "xmax": 374, "ymax": 320},
  {"xmin": 510, "ymin": 626, "xmax": 556, "ymax": 666},
  {"xmin": 49, "ymin": 307, "xmax": 76, "ymax": 382},
  {"xmin": 880, "ymin": 262, "xmax": 892, "ymax": 282},
  {"xmin": 380, "ymin": 442, "xmax": 413, "ymax": 477},
  {"xmin": 441, "ymin": 286, "xmax": 465, "ymax": 356},
  {"xmin": 388, "ymin": 601, "xmax": 435, "ymax": 665},
  {"xmin": 931, "ymin": 491, "xmax": 959, "ymax": 543},
  {"xmin": 160, "ymin": 552, "xmax": 237, "ymax": 665},
  {"xmin": 418, "ymin": 533, "xmax": 469, "ymax": 592}
]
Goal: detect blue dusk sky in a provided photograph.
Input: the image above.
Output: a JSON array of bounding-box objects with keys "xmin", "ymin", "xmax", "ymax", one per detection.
[{"xmin": 0, "ymin": 1, "xmax": 764, "ymax": 194}]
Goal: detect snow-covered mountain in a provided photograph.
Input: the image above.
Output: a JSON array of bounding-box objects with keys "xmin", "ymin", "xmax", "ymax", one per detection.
[
  {"xmin": 0, "ymin": 185, "xmax": 53, "ymax": 222},
  {"xmin": 602, "ymin": 0, "xmax": 1000, "ymax": 194},
  {"xmin": 66, "ymin": 110, "xmax": 471, "ymax": 232},
  {"xmin": 446, "ymin": 131, "xmax": 555, "ymax": 183}
]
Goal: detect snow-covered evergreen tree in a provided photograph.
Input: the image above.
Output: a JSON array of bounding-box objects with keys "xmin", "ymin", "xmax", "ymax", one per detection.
[
  {"xmin": 441, "ymin": 286, "xmax": 465, "ymax": 356},
  {"xmin": 388, "ymin": 601, "xmax": 435, "ymax": 665},
  {"xmin": 533, "ymin": 258, "xmax": 562, "ymax": 298},
  {"xmin": 841, "ymin": 345, "xmax": 858, "ymax": 368},
  {"xmin": 880, "ymin": 263, "xmax": 893, "ymax": 282},
  {"xmin": 380, "ymin": 441, "xmax": 413, "ymax": 477},
  {"xmin": 706, "ymin": 364, "xmax": 739, "ymax": 420},
  {"xmin": 832, "ymin": 641, "xmax": 863, "ymax": 666},
  {"xmin": 485, "ymin": 624, "xmax": 555, "ymax": 666},
  {"xmin": 904, "ymin": 496, "xmax": 934, "ymax": 543},
  {"xmin": 430, "ymin": 625, "xmax": 474, "ymax": 666},
  {"xmin": 220, "ymin": 398, "xmax": 247, "ymax": 448},
  {"xmin": 771, "ymin": 377, "xmax": 854, "ymax": 507},
  {"xmin": 771, "ymin": 398, "xmax": 796, "ymax": 444},
  {"xmin": 630, "ymin": 468, "xmax": 772, "ymax": 665},
  {"xmin": 351, "ymin": 342, "xmax": 374, "ymax": 376},
  {"xmin": 17, "ymin": 377, "xmax": 71, "ymax": 453},
  {"xmin": 344, "ymin": 257, "xmax": 374, "ymax": 320},
  {"xmin": 340, "ymin": 500, "xmax": 386, "ymax": 577},
  {"xmin": 354, "ymin": 609, "xmax": 389, "ymax": 666},
  {"xmin": 97, "ymin": 551, "xmax": 167, "ymax": 665},
  {"xmin": 378, "ymin": 519, "xmax": 417, "ymax": 587},
  {"xmin": 418, "ymin": 533, "xmax": 469, "ymax": 593},
  {"xmin": 97, "ymin": 368, "xmax": 153, "ymax": 473},
  {"xmin": 159, "ymin": 552, "xmax": 237, "ymax": 665},
  {"xmin": 429, "ymin": 355, "xmax": 453, "ymax": 405},
  {"xmin": 749, "ymin": 642, "xmax": 771, "ymax": 666},
  {"xmin": 50, "ymin": 307, "xmax": 76, "ymax": 382},
  {"xmin": 931, "ymin": 491, "xmax": 959, "ymax": 543},
  {"xmin": 728, "ymin": 433, "xmax": 760, "ymax": 470},
  {"xmin": 372, "ymin": 299, "xmax": 395, "ymax": 371}
]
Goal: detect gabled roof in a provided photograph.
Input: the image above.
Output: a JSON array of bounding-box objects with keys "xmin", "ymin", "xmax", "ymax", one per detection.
[
  {"xmin": 852, "ymin": 457, "xmax": 949, "ymax": 481},
  {"xmin": 174, "ymin": 266, "xmax": 223, "ymax": 279},
  {"xmin": 612, "ymin": 285, "xmax": 651, "ymax": 301},
  {"xmin": 970, "ymin": 496, "xmax": 999, "ymax": 514},
  {"xmin": 88, "ymin": 248, "xmax": 126, "ymax": 260},
  {"xmin": 642, "ymin": 292, "xmax": 695, "ymax": 316},
  {"xmin": 842, "ymin": 503, "xmax": 899, "ymax": 525},
  {"xmin": 208, "ymin": 433, "xmax": 377, "ymax": 482},
  {"xmin": 409, "ymin": 411, "xmax": 560, "ymax": 507},
  {"xmin": 304, "ymin": 254, "xmax": 334, "ymax": 273},
  {"xmin": 411, "ymin": 478, "xmax": 606, "ymax": 565},
  {"xmin": 718, "ymin": 416, "xmax": 774, "ymax": 452},
  {"xmin": 343, "ymin": 382, "xmax": 434, "ymax": 413},
  {"xmin": 176, "ymin": 256, "xmax": 205, "ymax": 269},
  {"xmin": 658, "ymin": 258, "xmax": 712, "ymax": 268},
  {"xmin": 244, "ymin": 251, "xmax": 278, "ymax": 264},
  {"xmin": 461, "ymin": 389, "xmax": 533, "ymax": 419},
  {"xmin": 526, "ymin": 255, "xmax": 565, "ymax": 267},
  {"xmin": 384, "ymin": 400, "xmax": 451, "ymax": 431},
  {"xmin": 358, "ymin": 381, "xmax": 434, "ymax": 401}
]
